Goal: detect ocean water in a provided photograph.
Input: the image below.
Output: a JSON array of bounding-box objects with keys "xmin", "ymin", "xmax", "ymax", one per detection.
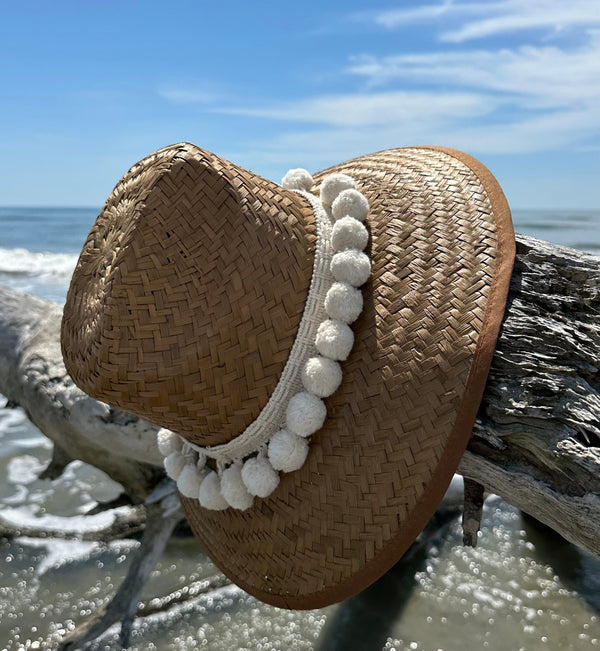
[{"xmin": 0, "ymin": 206, "xmax": 599, "ymax": 650}]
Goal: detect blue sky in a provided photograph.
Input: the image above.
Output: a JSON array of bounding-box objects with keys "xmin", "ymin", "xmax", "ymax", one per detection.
[{"xmin": 0, "ymin": 0, "xmax": 598, "ymax": 209}]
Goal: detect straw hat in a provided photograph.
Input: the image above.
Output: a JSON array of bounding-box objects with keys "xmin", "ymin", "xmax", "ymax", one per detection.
[{"xmin": 61, "ymin": 142, "xmax": 514, "ymax": 608}]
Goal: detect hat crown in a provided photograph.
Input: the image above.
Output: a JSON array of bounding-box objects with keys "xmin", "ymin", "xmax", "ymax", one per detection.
[{"xmin": 61, "ymin": 143, "xmax": 317, "ymax": 445}]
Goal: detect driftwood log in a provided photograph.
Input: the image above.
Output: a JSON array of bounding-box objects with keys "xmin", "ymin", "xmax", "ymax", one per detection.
[{"xmin": 1, "ymin": 233, "xmax": 599, "ymax": 648}]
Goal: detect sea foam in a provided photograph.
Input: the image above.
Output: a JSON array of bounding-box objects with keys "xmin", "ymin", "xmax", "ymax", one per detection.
[{"xmin": 0, "ymin": 247, "xmax": 78, "ymax": 279}]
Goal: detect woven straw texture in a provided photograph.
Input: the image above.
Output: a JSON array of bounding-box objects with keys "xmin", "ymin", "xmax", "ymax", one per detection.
[
  {"xmin": 62, "ymin": 143, "xmax": 316, "ymax": 445},
  {"xmin": 61, "ymin": 143, "xmax": 514, "ymax": 608}
]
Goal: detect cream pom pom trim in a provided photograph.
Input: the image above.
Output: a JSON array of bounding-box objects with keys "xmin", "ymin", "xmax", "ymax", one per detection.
[
  {"xmin": 281, "ymin": 168, "xmax": 314, "ymax": 192},
  {"xmin": 159, "ymin": 168, "xmax": 371, "ymax": 511},
  {"xmin": 268, "ymin": 429, "xmax": 309, "ymax": 472}
]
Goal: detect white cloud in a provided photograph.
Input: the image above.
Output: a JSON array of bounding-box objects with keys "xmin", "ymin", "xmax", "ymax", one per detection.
[
  {"xmin": 213, "ymin": 29, "xmax": 598, "ymax": 160},
  {"xmin": 348, "ymin": 31, "xmax": 600, "ymax": 109},
  {"xmin": 360, "ymin": 0, "xmax": 599, "ymax": 42},
  {"xmin": 213, "ymin": 91, "xmax": 494, "ymax": 127},
  {"xmin": 364, "ymin": 0, "xmax": 459, "ymax": 28},
  {"xmin": 158, "ymin": 1, "xmax": 598, "ymax": 170},
  {"xmin": 442, "ymin": 0, "xmax": 599, "ymax": 42},
  {"xmin": 230, "ymin": 101, "xmax": 597, "ymax": 171}
]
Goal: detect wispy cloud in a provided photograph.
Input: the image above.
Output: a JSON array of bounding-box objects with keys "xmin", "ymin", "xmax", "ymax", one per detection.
[
  {"xmin": 359, "ymin": 0, "xmax": 599, "ymax": 42},
  {"xmin": 348, "ymin": 31, "xmax": 600, "ymax": 108},
  {"xmin": 362, "ymin": 0, "xmax": 458, "ymax": 28},
  {"xmin": 214, "ymin": 91, "xmax": 493, "ymax": 127},
  {"xmin": 159, "ymin": 0, "xmax": 599, "ymax": 169},
  {"xmin": 212, "ymin": 29, "xmax": 598, "ymax": 160},
  {"xmin": 230, "ymin": 102, "xmax": 597, "ymax": 171},
  {"xmin": 442, "ymin": 0, "xmax": 599, "ymax": 42}
]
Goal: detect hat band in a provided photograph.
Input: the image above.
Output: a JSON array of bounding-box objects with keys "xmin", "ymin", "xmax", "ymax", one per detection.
[{"xmin": 157, "ymin": 169, "xmax": 372, "ymax": 511}]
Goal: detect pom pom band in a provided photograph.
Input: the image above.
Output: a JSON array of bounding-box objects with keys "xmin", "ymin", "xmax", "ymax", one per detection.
[{"xmin": 159, "ymin": 168, "xmax": 371, "ymax": 510}]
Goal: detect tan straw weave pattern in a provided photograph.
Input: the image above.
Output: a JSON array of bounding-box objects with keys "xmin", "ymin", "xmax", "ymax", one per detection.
[
  {"xmin": 62, "ymin": 143, "xmax": 316, "ymax": 445},
  {"xmin": 61, "ymin": 143, "xmax": 514, "ymax": 608},
  {"xmin": 179, "ymin": 147, "xmax": 513, "ymax": 607}
]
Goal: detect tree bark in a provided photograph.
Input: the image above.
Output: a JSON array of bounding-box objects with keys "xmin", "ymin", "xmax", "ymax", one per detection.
[
  {"xmin": 0, "ymin": 506, "xmax": 146, "ymax": 542},
  {"xmin": 458, "ymin": 235, "xmax": 600, "ymax": 557}
]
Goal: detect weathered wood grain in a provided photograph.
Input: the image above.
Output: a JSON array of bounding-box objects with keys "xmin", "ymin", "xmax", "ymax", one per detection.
[{"xmin": 459, "ymin": 234, "xmax": 600, "ymax": 555}]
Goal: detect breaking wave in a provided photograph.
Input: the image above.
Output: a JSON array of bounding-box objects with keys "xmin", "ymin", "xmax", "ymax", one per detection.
[{"xmin": 0, "ymin": 247, "xmax": 78, "ymax": 280}]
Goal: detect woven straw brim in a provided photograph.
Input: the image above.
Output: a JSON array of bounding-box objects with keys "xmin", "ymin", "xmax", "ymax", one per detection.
[
  {"xmin": 61, "ymin": 143, "xmax": 514, "ymax": 608},
  {"xmin": 179, "ymin": 146, "xmax": 514, "ymax": 608}
]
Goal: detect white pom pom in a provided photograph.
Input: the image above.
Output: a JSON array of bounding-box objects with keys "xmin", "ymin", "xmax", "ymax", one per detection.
[
  {"xmin": 320, "ymin": 173, "xmax": 355, "ymax": 208},
  {"xmin": 282, "ymin": 168, "xmax": 314, "ymax": 191},
  {"xmin": 330, "ymin": 250, "xmax": 371, "ymax": 287},
  {"xmin": 268, "ymin": 429, "xmax": 309, "ymax": 472},
  {"xmin": 241, "ymin": 454, "xmax": 280, "ymax": 498},
  {"xmin": 286, "ymin": 391, "xmax": 327, "ymax": 438},
  {"xmin": 324, "ymin": 282, "xmax": 363, "ymax": 324},
  {"xmin": 157, "ymin": 428, "xmax": 182, "ymax": 456},
  {"xmin": 301, "ymin": 356, "xmax": 342, "ymax": 398},
  {"xmin": 177, "ymin": 464, "xmax": 205, "ymax": 498},
  {"xmin": 315, "ymin": 319, "xmax": 355, "ymax": 361},
  {"xmin": 331, "ymin": 189, "xmax": 369, "ymax": 222},
  {"xmin": 331, "ymin": 216, "xmax": 369, "ymax": 252},
  {"xmin": 198, "ymin": 471, "xmax": 229, "ymax": 510},
  {"xmin": 221, "ymin": 462, "xmax": 254, "ymax": 510},
  {"xmin": 163, "ymin": 451, "xmax": 187, "ymax": 481}
]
